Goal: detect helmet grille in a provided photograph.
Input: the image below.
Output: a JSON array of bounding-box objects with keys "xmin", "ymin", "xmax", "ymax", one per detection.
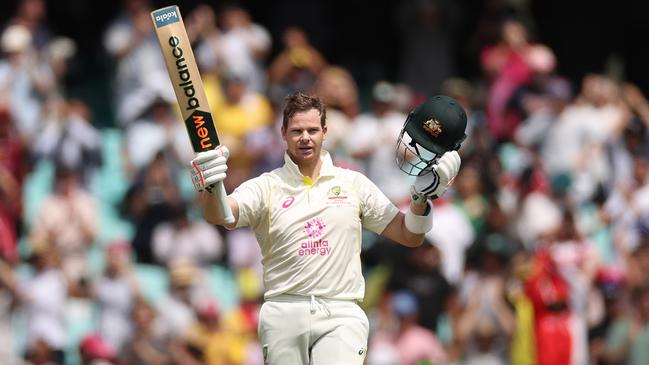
[{"xmin": 395, "ymin": 128, "xmax": 442, "ymax": 176}]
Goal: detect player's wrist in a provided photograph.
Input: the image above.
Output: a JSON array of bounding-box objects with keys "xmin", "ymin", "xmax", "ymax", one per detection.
[{"xmin": 404, "ymin": 201, "xmax": 433, "ymax": 234}]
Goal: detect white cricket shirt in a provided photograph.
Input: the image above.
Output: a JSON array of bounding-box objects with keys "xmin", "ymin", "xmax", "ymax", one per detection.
[{"xmin": 230, "ymin": 150, "xmax": 400, "ymax": 300}]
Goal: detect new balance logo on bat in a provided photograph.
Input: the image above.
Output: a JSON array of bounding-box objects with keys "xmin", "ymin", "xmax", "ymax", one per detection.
[
  {"xmin": 184, "ymin": 110, "xmax": 217, "ymax": 152},
  {"xmin": 168, "ymin": 35, "xmax": 200, "ymax": 111},
  {"xmin": 192, "ymin": 114, "xmax": 212, "ymax": 149}
]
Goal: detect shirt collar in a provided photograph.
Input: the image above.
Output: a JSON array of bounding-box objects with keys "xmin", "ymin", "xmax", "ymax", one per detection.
[{"xmin": 281, "ymin": 150, "xmax": 336, "ymax": 183}]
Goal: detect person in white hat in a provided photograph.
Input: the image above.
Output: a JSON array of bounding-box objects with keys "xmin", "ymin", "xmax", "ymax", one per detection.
[{"xmin": 0, "ymin": 24, "xmax": 54, "ymax": 141}]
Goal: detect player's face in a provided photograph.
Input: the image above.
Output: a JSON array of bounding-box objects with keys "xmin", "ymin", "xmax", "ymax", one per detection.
[{"xmin": 282, "ymin": 109, "xmax": 327, "ymax": 167}]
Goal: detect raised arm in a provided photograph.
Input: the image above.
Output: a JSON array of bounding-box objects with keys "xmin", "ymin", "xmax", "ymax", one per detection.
[{"xmin": 198, "ymin": 193, "xmax": 239, "ymax": 229}]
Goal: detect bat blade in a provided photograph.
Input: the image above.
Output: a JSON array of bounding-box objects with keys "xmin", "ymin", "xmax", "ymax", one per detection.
[
  {"xmin": 151, "ymin": 5, "xmax": 234, "ymax": 224},
  {"xmin": 151, "ymin": 5, "xmax": 218, "ymax": 152}
]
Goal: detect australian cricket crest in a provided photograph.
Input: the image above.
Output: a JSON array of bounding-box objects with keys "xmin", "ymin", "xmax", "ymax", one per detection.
[
  {"xmin": 327, "ymin": 185, "xmax": 346, "ymax": 200},
  {"xmin": 423, "ymin": 118, "xmax": 442, "ymax": 137},
  {"xmin": 326, "ymin": 185, "xmax": 354, "ymax": 207}
]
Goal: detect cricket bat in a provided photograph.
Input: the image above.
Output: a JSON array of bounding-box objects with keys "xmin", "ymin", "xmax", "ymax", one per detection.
[{"xmin": 151, "ymin": 5, "xmax": 235, "ymax": 224}]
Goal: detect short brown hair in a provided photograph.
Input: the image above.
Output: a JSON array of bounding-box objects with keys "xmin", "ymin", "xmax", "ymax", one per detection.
[{"xmin": 282, "ymin": 92, "xmax": 326, "ymax": 129}]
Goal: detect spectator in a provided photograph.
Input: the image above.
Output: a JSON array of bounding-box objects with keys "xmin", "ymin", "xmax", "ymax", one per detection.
[
  {"xmin": 511, "ymin": 45, "xmax": 572, "ymax": 149},
  {"xmin": 188, "ymin": 4, "xmax": 223, "ymax": 73},
  {"xmin": 222, "ymin": 269, "xmax": 265, "ymax": 365},
  {"xmin": 605, "ymin": 153, "xmax": 649, "ymax": 255},
  {"xmin": 426, "ymin": 195, "xmax": 476, "ymax": 284},
  {"xmin": 30, "ymin": 165, "xmax": 98, "ymax": 287},
  {"xmin": 440, "ymin": 78, "xmax": 485, "ymax": 152},
  {"xmin": 152, "ymin": 202, "xmax": 224, "ymax": 267},
  {"xmin": 454, "ymin": 163, "xmax": 490, "ymax": 237},
  {"xmin": 506, "ymin": 250, "xmax": 536, "ymax": 365},
  {"xmin": 344, "ymin": 81, "xmax": 412, "ymax": 204},
  {"xmin": 551, "ymin": 210, "xmax": 601, "ymax": 365},
  {"xmin": 24, "ymin": 338, "xmax": 60, "ymax": 365},
  {"xmin": 624, "ymin": 237, "xmax": 649, "ymax": 291},
  {"xmin": 121, "ymin": 151, "xmax": 182, "ymax": 264},
  {"xmin": 212, "ymin": 71, "xmax": 273, "ymax": 188},
  {"xmin": 20, "ymin": 240, "xmax": 68, "ymax": 365},
  {"xmin": 78, "ymin": 333, "xmax": 118, "ymax": 365},
  {"xmin": 95, "ymin": 241, "xmax": 140, "ymax": 351},
  {"xmin": 541, "ymin": 74, "xmax": 629, "ymax": 204},
  {"xmin": 0, "ymin": 103, "xmax": 24, "ymax": 263},
  {"xmin": 0, "ymin": 24, "xmax": 54, "ymax": 142},
  {"xmin": 314, "ymin": 66, "xmax": 360, "ymax": 164},
  {"xmin": 626, "ymin": 284, "xmax": 649, "ymax": 365},
  {"xmin": 123, "ymin": 95, "xmax": 192, "ymax": 175},
  {"xmin": 226, "ymin": 227, "xmax": 263, "ymax": 282},
  {"xmin": 43, "ymin": 36, "xmax": 76, "ymax": 96},
  {"xmin": 217, "ymin": 4, "xmax": 271, "ymax": 93},
  {"xmin": 436, "ymin": 286, "xmax": 464, "ymax": 364},
  {"xmin": 33, "ymin": 99, "xmax": 103, "ymax": 187},
  {"xmin": 373, "ymin": 290, "xmax": 448, "ymax": 365},
  {"xmin": 267, "ymin": 27, "xmax": 327, "ymax": 105},
  {"xmin": 463, "ymin": 318, "xmax": 508, "ymax": 365},
  {"xmin": 388, "ymin": 242, "xmax": 450, "ymax": 332},
  {"xmin": 0, "ymin": 256, "xmax": 20, "ymax": 363},
  {"xmin": 9, "ymin": 0, "xmax": 52, "ymax": 50},
  {"xmin": 593, "ymin": 282, "xmax": 634, "ymax": 365},
  {"xmin": 156, "ymin": 259, "xmax": 205, "ymax": 338},
  {"xmin": 175, "ymin": 298, "xmax": 239, "ymax": 365},
  {"xmin": 524, "ymin": 246, "xmax": 573, "ymax": 365},
  {"xmin": 481, "ymin": 19, "xmax": 542, "ymax": 141},
  {"xmin": 459, "ymin": 239, "xmax": 515, "ymax": 364},
  {"xmin": 121, "ymin": 298, "xmax": 174, "ymax": 365},
  {"xmin": 104, "ymin": 0, "xmax": 173, "ymax": 127}
]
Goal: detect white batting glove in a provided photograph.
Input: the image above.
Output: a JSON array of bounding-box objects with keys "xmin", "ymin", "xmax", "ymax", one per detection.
[
  {"xmin": 411, "ymin": 150, "xmax": 461, "ymax": 202},
  {"xmin": 190, "ymin": 146, "xmax": 229, "ymax": 193}
]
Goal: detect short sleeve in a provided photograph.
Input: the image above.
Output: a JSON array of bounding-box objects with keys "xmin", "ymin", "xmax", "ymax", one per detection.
[
  {"xmin": 230, "ymin": 175, "xmax": 268, "ymax": 229},
  {"xmin": 356, "ymin": 173, "xmax": 400, "ymax": 234}
]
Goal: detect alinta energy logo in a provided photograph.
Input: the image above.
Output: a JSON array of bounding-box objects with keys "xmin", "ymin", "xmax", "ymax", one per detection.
[
  {"xmin": 298, "ymin": 217, "xmax": 331, "ymax": 256},
  {"xmin": 304, "ymin": 217, "xmax": 326, "ymax": 239}
]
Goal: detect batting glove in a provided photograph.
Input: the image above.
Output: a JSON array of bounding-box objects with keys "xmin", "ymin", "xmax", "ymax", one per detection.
[
  {"xmin": 190, "ymin": 146, "xmax": 229, "ymax": 193},
  {"xmin": 411, "ymin": 150, "xmax": 461, "ymax": 202}
]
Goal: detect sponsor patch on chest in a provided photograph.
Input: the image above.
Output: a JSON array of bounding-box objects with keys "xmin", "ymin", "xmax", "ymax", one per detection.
[{"xmin": 298, "ymin": 217, "xmax": 332, "ymax": 256}]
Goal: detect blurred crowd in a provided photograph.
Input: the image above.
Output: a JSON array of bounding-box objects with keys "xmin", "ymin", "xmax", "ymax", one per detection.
[{"xmin": 0, "ymin": 0, "xmax": 649, "ymax": 365}]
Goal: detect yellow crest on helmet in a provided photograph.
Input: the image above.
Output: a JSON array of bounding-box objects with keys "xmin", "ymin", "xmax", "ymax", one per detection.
[{"xmin": 423, "ymin": 118, "xmax": 442, "ymax": 137}]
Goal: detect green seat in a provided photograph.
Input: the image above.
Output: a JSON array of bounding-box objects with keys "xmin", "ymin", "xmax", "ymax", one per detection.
[
  {"xmin": 22, "ymin": 159, "xmax": 55, "ymax": 227},
  {"xmin": 134, "ymin": 264, "xmax": 169, "ymax": 303},
  {"xmin": 207, "ymin": 265, "xmax": 239, "ymax": 312}
]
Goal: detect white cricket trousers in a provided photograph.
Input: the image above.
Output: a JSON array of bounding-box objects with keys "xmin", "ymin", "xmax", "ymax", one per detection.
[{"xmin": 258, "ymin": 295, "xmax": 369, "ymax": 365}]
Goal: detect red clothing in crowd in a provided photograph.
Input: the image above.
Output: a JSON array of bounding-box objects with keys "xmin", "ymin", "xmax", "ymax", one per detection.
[{"xmin": 524, "ymin": 249, "xmax": 572, "ymax": 365}]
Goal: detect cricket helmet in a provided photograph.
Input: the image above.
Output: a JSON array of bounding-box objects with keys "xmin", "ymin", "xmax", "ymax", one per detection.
[{"xmin": 396, "ymin": 95, "xmax": 467, "ymax": 175}]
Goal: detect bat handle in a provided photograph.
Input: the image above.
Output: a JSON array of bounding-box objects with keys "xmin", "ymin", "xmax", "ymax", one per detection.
[{"xmin": 211, "ymin": 181, "xmax": 235, "ymax": 224}]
